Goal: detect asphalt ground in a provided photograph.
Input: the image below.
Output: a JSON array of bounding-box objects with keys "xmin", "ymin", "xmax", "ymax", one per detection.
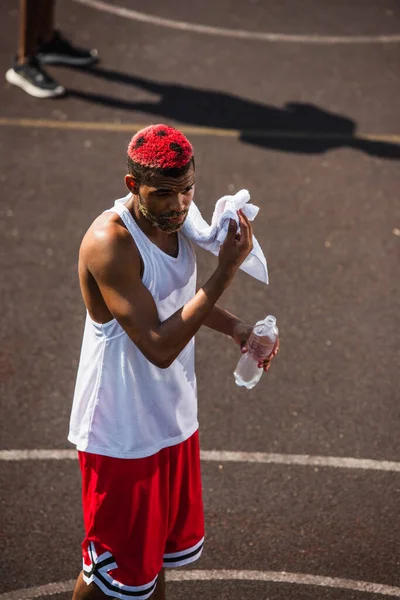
[{"xmin": 0, "ymin": 0, "xmax": 400, "ymax": 598}]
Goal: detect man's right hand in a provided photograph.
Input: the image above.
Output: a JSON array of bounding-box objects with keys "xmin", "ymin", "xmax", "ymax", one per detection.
[
  {"xmin": 85, "ymin": 208, "xmax": 254, "ymax": 369},
  {"xmin": 218, "ymin": 209, "xmax": 253, "ymax": 277}
]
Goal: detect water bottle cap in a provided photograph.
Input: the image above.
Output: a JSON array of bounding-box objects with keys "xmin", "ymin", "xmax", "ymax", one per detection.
[
  {"xmin": 252, "ymin": 314, "xmax": 277, "ymax": 336},
  {"xmin": 264, "ymin": 315, "xmax": 276, "ymax": 327}
]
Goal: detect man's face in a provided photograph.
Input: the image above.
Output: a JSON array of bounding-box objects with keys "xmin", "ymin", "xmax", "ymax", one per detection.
[{"xmin": 137, "ymin": 164, "xmax": 195, "ymax": 234}]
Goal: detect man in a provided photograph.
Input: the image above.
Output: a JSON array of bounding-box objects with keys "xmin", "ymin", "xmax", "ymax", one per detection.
[
  {"xmin": 6, "ymin": 0, "xmax": 98, "ymax": 98},
  {"xmin": 69, "ymin": 124, "xmax": 278, "ymax": 600}
]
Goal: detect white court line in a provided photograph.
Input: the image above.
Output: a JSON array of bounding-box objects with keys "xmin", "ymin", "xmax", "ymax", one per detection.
[
  {"xmin": 2, "ymin": 570, "xmax": 400, "ymax": 599},
  {"xmin": 1, "ymin": 449, "xmax": 400, "ymax": 472},
  {"xmin": 74, "ymin": 0, "xmax": 400, "ymax": 44},
  {"xmin": 0, "ymin": 450, "xmax": 77, "ymax": 460},
  {"xmin": 169, "ymin": 570, "xmax": 400, "ymax": 597},
  {"xmin": 0, "ymin": 580, "xmax": 76, "ymax": 600}
]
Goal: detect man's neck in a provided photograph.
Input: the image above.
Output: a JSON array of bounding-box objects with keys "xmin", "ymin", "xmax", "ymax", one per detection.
[{"xmin": 126, "ymin": 194, "xmax": 173, "ymax": 243}]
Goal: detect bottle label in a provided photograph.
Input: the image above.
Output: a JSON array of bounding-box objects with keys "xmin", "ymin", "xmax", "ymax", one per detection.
[{"xmin": 248, "ymin": 333, "xmax": 276, "ymax": 360}]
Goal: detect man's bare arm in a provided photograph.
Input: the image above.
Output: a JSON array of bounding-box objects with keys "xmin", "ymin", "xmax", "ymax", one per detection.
[
  {"xmin": 82, "ymin": 211, "xmax": 253, "ymax": 368},
  {"xmin": 203, "ymin": 304, "xmax": 280, "ymax": 372},
  {"xmin": 203, "ymin": 304, "xmax": 242, "ymax": 337}
]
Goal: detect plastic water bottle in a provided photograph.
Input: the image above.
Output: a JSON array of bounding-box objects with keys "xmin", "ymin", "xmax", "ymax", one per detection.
[{"xmin": 234, "ymin": 315, "xmax": 279, "ymax": 389}]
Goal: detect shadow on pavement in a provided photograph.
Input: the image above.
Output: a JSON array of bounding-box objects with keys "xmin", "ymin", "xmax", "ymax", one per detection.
[{"xmin": 65, "ymin": 66, "xmax": 400, "ymax": 159}]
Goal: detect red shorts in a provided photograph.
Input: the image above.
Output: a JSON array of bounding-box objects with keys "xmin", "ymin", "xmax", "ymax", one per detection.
[{"xmin": 78, "ymin": 431, "xmax": 204, "ymax": 599}]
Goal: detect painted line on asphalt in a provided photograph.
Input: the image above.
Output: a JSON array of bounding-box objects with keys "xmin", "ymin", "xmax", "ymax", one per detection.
[
  {"xmin": 202, "ymin": 450, "xmax": 400, "ymax": 472},
  {"xmin": 0, "ymin": 580, "xmax": 76, "ymax": 600},
  {"xmin": 73, "ymin": 0, "xmax": 400, "ymax": 44},
  {"xmin": 0, "ymin": 117, "xmax": 238, "ymax": 137},
  {"xmin": 1, "ymin": 117, "xmax": 400, "ymax": 143},
  {"xmin": 1, "ymin": 449, "xmax": 400, "ymax": 472},
  {"xmin": 0, "ymin": 450, "xmax": 77, "ymax": 460},
  {"xmin": 169, "ymin": 570, "xmax": 400, "ymax": 596},
  {"xmin": 2, "ymin": 570, "xmax": 400, "ymax": 599}
]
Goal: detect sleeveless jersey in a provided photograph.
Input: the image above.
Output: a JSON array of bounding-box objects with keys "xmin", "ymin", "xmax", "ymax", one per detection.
[{"xmin": 68, "ymin": 195, "xmax": 198, "ymax": 458}]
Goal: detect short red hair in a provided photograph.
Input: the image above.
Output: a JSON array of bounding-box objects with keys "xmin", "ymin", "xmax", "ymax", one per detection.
[{"xmin": 128, "ymin": 124, "xmax": 193, "ymax": 170}]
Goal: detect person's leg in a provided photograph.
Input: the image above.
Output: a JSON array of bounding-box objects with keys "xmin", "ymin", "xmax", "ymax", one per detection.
[
  {"xmin": 17, "ymin": 0, "xmax": 42, "ymax": 63},
  {"xmin": 36, "ymin": 0, "xmax": 99, "ymax": 69},
  {"xmin": 7, "ymin": 0, "xmax": 65, "ymax": 97},
  {"xmin": 72, "ymin": 571, "xmax": 110, "ymax": 600},
  {"xmin": 151, "ymin": 568, "xmax": 166, "ymax": 600},
  {"xmin": 36, "ymin": 0, "xmax": 55, "ymax": 45},
  {"xmin": 76, "ymin": 451, "xmax": 168, "ymax": 600}
]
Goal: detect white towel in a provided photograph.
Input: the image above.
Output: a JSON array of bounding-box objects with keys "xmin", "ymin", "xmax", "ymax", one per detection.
[{"xmin": 183, "ymin": 189, "xmax": 269, "ymax": 284}]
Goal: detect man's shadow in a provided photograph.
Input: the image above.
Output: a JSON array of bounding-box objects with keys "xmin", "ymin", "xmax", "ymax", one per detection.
[{"xmin": 66, "ymin": 66, "xmax": 400, "ymax": 159}]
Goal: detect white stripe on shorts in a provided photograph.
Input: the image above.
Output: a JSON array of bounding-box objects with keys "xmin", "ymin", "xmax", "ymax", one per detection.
[
  {"xmin": 163, "ymin": 537, "xmax": 204, "ymax": 568},
  {"xmin": 83, "ymin": 542, "xmax": 159, "ymax": 599},
  {"xmin": 86, "ymin": 574, "xmax": 158, "ymax": 600}
]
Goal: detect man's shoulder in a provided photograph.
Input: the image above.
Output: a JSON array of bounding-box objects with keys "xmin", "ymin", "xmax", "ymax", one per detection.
[
  {"xmin": 83, "ymin": 211, "xmax": 131, "ymax": 248},
  {"xmin": 80, "ymin": 211, "xmax": 138, "ymax": 273}
]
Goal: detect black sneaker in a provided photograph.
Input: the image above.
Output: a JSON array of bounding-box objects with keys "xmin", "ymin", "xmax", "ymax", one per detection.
[
  {"xmin": 37, "ymin": 30, "xmax": 99, "ymax": 67},
  {"xmin": 5, "ymin": 56, "xmax": 65, "ymax": 98}
]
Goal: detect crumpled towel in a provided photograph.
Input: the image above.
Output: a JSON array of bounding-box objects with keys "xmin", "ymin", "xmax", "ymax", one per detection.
[{"xmin": 183, "ymin": 189, "xmax": 268, "ymax": 284}]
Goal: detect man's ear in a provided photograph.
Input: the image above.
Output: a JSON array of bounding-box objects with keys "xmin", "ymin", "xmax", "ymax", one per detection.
[{"xmin": 125, "ymin": 174, "xmax": 140, "ymax": 194}]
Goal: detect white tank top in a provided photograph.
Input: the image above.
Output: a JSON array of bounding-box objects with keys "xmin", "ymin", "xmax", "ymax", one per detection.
[{"xmin": 68, "ymin": 195, "xmax": 198, "ymax": 459}]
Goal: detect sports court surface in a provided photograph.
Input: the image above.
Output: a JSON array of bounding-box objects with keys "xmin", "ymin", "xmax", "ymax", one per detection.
[{"xmin": 1, "ymin": 0, "xmax": 400, "ymax": 598}]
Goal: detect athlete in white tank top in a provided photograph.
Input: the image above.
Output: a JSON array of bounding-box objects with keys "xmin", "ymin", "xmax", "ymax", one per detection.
[
  {"xmin": 69, "ymin": 125, "xmax": 279, "ymax": 600},
  {"xmin": 68, "ymin": 127, "xmax": 277, "ymax": 461},
  {"xmin": 69, "ymin": 196, "xmax": 199, "ymax": 458}
]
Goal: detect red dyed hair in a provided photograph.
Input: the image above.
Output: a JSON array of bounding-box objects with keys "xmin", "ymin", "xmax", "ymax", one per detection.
[{"xmin": 127, "ymin": 124, "xmax": 193, "ymax": 170}]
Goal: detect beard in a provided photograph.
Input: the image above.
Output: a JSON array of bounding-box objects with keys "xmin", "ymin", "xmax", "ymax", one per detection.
[{"xmin": 138, "ymin": 195, "xmax": 188, "ymax": 233}]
